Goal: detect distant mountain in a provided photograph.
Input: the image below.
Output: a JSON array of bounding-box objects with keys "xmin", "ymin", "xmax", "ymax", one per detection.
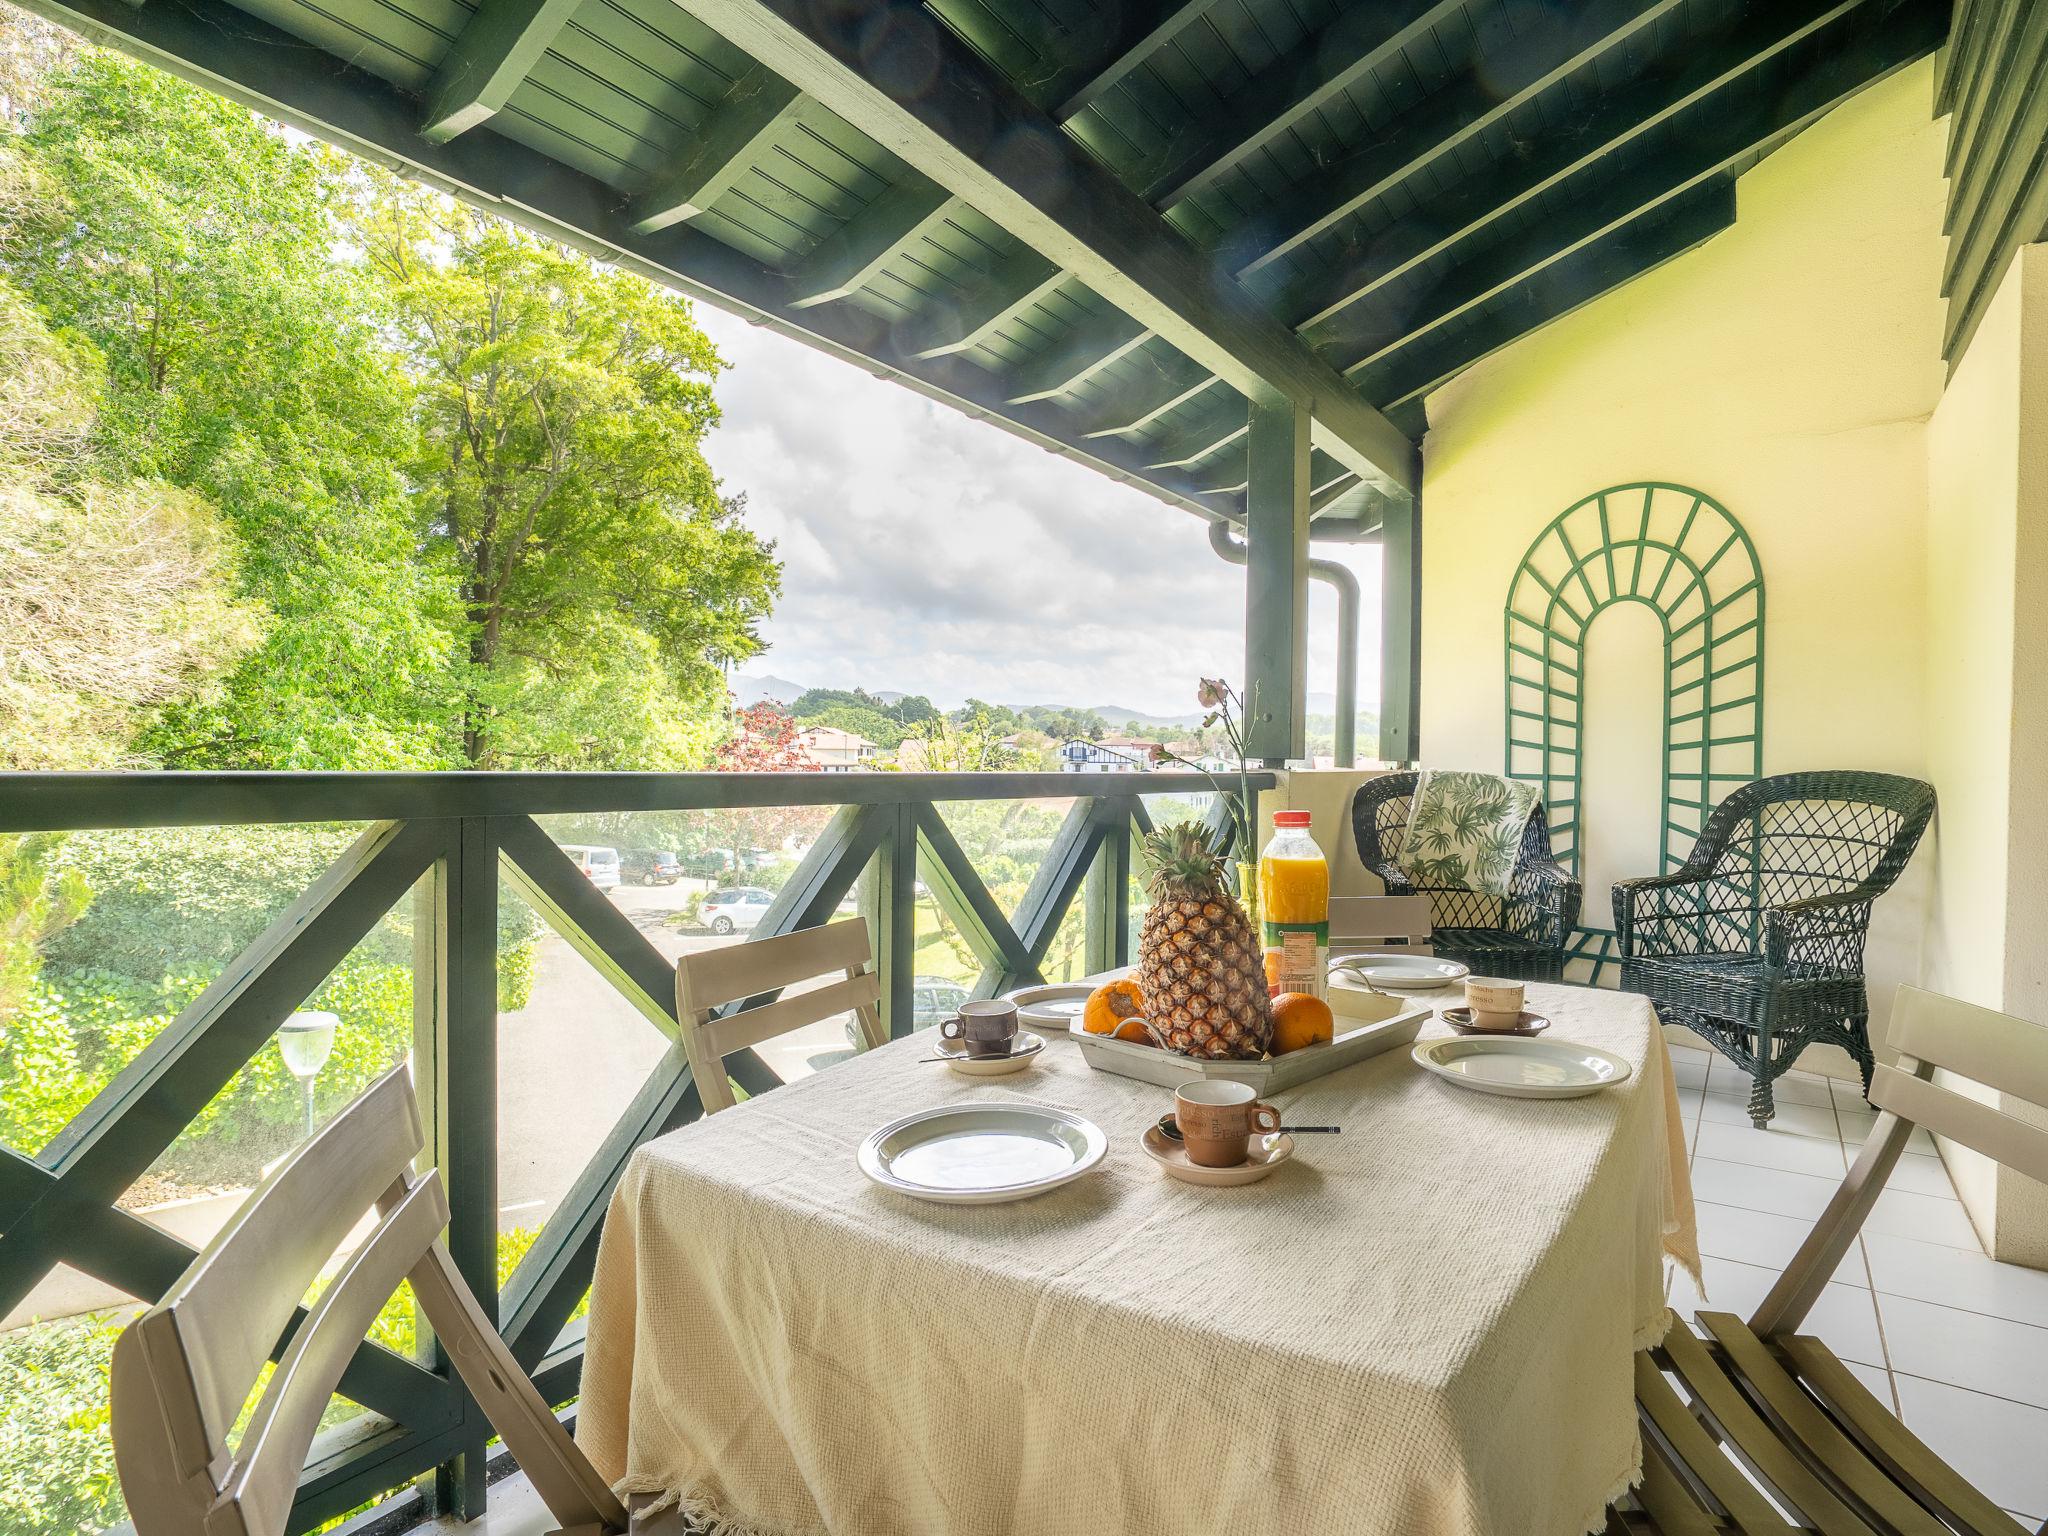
[
  {"xmin": 729, "ymin": 671, "xmax": 805, "ymax": 706},
  {"xmin": 1065, "ymin": 692, "xmax": 1341, "ymax": 731}
]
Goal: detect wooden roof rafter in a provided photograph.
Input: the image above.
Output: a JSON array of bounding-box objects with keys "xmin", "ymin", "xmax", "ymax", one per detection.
[{"xmin": 21, "ymin": 0, "xmax": 1954, "ymax": 542}]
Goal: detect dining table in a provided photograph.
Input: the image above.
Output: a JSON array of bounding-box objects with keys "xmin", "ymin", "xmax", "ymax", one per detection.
[{"xmin": 577, "ymin": 980, "xmax": 1700, "ymax": 1536}]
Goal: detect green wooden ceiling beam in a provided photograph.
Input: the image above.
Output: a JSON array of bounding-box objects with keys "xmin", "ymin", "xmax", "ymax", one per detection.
[
  {"xmin": 675, "ymin": 0, "xmax": 1418, "ymax": 496},
  {"xmin": 1142, "ymin": 0, "xmax": 1465, "ymax": 208},
  {"xmin": 787, "ymin": 178, "xmax": 954, "ymax": 307},
  {"xmin": 905, "ymin": 248, "xmax": 1065, "ymax": 358},
  {"xmin": 420, "ymin": 0, "xmax": 583, "ymax": 141},
  {"xmin": 1144, "ymin": 394, "xmax": 1248, "ymax": 469},
  {"xmin": 1043, "ymin": 0, "xmax": 1218, "ymax": 120},
  {"xmin": 1358, "ymin": 180, "xmax": 1736, "ymax": 411},
  {"xmin": 1285, "ymin": 0, "xmax": 1869, "ymax": 338},
  {"xmin": 19, "ymin": 0, "xmax": 1253, "ymax": 522},
  {"xmin": 1325, "ymin": 0, "xmax": 1945, "ymax": 377},
  {"xmin": 1003, "ymin": 315, "xmax": 1151, "ymax": 402},
  {"xmin": 1309, "ymin": 471, "xmax": 1360, "ymax": 517},
  {"xmin": 1076, "ymin": 360, "xmax": 1219, "ymax": 438},
  {"xmin": 1233, "ymin": 0, "xmax": 1685, "ymax": 281},
  {"xmin": 629, "ymin": 62, "xmax": 800, "ymax": 234}
]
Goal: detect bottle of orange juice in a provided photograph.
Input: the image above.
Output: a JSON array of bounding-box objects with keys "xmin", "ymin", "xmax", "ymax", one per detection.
[{"xmin": 1257, "ymin": 810, "xmax": 1329, "ymax": 999}]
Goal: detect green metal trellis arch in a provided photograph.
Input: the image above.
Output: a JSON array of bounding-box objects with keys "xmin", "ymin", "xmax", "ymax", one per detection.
[{"xmin": 1503, "ymin": 483, "xmax": 1765, "ymax": 984}]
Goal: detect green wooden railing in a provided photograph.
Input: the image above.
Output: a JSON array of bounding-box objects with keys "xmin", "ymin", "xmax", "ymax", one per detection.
[{"xmin": 0, "ymin": 769, "xmax": 1263, "ymax": 1532}]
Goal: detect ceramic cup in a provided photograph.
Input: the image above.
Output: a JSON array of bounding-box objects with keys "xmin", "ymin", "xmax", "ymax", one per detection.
[
  {"xmin": 1173, "ymin": 1080, "xmax": 1282, "ymax": 1168},
  {"xmin": 940, "ymin": 999, "xmax": 1020, "ymax": 1058},
  {"xmin": 1464, "ymin": 976, "xmax": 1525, "ymax": 1030}
]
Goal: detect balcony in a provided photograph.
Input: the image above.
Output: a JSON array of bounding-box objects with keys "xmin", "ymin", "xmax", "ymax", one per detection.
[{"xmin": 6, "ymin": 0, "xmax": 2048, "ymax": 1531}]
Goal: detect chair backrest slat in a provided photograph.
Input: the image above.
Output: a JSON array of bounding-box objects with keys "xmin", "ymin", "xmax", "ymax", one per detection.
[
  {"xmin": 1753, "ymin": 984, "xmax": 2048, "ymax": 1341},
  {"xmin": 1870, "ymin": 1064, "xmax": 2048, "ymax": 1186},
  {"xmin": 676, "ymin": 919, "xmax": 884, "ymax": 1114},
  {"xmin": 681, "ymin": 919, "xmax": 872, "ymax": 1009},
  {"xmin": 151, "ymin": 1065, "xmax": 423, "ymax": 1463},
  {"xmin": 699, "ymin": 969, "xmax": 882, "ymax": 1060},
  {"xmin": 1888, "ymin": 985, "xmax": 2048, "ymax": 1111},
  {"xmin": 111, "ymin": 1064, "xmax": 628, "ymax": 1536},
  {"xmin": 223, "ymin": 1172, "xmax": 449, "ymax": 1536}
]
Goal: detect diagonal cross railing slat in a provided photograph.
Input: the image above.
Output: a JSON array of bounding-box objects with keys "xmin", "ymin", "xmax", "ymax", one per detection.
[{"xmin": 0, "ymin": 769, "xmax": 1258, "ymax": 1533}]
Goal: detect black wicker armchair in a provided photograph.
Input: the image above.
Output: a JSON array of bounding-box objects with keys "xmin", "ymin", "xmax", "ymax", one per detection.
[
  {"xmin": 1350, "ymin": 772, "xmax": 1581, "ymax": 982},
  {"xmin": 1613, "ymin": 770, "xmax": 1936, "ymax": 1127}
]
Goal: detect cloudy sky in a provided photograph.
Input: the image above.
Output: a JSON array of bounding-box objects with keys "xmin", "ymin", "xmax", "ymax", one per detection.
[{"xmin": 691, "ymin": 304, "xmax": 1381, "ymax": 718}]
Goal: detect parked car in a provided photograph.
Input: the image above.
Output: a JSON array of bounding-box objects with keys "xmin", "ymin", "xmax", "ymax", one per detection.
[
  {"xmin": 700, "ymin": 886, "xmax": 775, "ymax": 935},
  {"xmin": 558, "ymin": 844, "xmax": 621, "ymax": 890},
  {"xmin": 846, "ymin": 976, "xmax": 971, "ymax": 1048},
  {"xmin": 621, "ymin": 848, "xmax": 682, "ymax": 886},
  {"xmin": 914, "ymin": 977, "xmax": 972, "ymax": 1030}
]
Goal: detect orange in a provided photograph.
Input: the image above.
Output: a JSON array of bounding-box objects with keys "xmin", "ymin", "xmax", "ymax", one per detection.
[
  {"xmin": 1269, "ymin": 992, "xmax": 1334, "ymax": 1055},
  {"xmin": 1082, "ymin": 978, "xmax": 1145, "ymax": 1035}
]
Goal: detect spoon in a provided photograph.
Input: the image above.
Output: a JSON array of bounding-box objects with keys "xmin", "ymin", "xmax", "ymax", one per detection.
[{"xmin": 1154, "ymin": 1114, "xmax": 1339, "ymax": 1141}]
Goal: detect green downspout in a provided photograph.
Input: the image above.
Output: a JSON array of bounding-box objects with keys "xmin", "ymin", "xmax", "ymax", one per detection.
[{"xmin": 1209, "ymin": 520, "xmax": 1359, "ymax": 767}]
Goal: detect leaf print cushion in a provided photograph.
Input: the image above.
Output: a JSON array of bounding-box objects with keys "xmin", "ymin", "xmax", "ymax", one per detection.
[{"xmin": 1395, "ymin": 770, "xmax": 1541, "ymax": 897}]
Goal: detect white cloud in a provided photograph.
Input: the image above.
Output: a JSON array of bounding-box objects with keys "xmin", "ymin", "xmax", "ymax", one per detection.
[{"xmin": 693, "ymin": 304, "xmax": 1380, "ymax": 717}]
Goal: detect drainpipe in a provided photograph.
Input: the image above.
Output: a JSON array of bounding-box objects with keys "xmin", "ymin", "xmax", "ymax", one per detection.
[{"xmin": 1208, "ymin": 520, "xmax": 1359, "ymax": 768}]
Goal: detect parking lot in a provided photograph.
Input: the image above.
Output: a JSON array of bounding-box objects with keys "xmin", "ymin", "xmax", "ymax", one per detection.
[{"xmin": 495, "ymin": 875, "xmax": 863, "ymax": 1227}]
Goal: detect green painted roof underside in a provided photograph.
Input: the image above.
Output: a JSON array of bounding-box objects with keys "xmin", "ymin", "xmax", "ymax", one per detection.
[{"xmin": 26, "ymin": 0, "xmax": 1949, "ymax": 534}]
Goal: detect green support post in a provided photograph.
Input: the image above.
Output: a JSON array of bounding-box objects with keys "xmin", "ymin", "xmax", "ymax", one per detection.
[
  {"xmin": 861, "ymin": 804, "xmax": 917, "ymax": 1038},
  {"xmin": 421, "ymin": 817, "xmax": 498, "ymax": 1520},
  {"xmin": 1244, "ymin": 399, "xmax": 1310, "ymax": 763},
  {"xmin": 1379, "ymin": 493, "xmax": 1420, "ymax": 764},
  {"xmin": 1084, "ymin": 799, "xmax": 1136, "ymax": 973}
]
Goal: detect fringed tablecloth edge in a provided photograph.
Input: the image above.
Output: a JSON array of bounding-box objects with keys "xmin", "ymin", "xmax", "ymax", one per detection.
[
  {"xmin": 1576, "ymin": 1439, "xmax": 1648, "ymax": 1536},
  {"xmin": 616, "ymin": 1474, "xmax": 825, "ymax": 1536}
]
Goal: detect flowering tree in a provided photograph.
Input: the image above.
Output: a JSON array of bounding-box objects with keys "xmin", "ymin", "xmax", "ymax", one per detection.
[{"xmin": 705, "ymin": 703, "xmax": 829, "ymax": 868}]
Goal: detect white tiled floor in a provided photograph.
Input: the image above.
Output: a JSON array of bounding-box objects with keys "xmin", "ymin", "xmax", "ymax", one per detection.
[{"xmin": 1667, "ymin": 1043, "xmax": 2048, "ymax": 1526}]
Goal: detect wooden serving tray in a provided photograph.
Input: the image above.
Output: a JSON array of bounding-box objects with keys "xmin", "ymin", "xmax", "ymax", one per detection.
[{"xmin": 1067, "ymin": 983, "xmax": 1428, "ymax": 1092}]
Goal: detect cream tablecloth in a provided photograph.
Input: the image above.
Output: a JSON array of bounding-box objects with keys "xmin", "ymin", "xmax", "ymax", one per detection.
[{"xmin": 578, "ymin": 983, "xmax": 1698, "ymax": 1536}]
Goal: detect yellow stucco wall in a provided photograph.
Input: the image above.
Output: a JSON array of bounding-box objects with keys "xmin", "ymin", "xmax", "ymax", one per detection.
[
  {"xmin": 1925, "ymin": 245, "xmax": 2048, "ymax": 1263},
  {"xmin": 1417, "ymin": 62, "xmax": 1948, "ymax": 1050}
]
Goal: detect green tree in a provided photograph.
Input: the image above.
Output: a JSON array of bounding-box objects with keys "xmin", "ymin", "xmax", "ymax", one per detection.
[
  {"xmin": 1, "ymin": 51, "xmax": 453, "ymax": 768},
  {"xmin": 361, "ymin": 189, "xmax": 779, "ymax": 766},
  {"xmin": 796, "ymin": 702, "xmax": 905, "ymax": 748}
]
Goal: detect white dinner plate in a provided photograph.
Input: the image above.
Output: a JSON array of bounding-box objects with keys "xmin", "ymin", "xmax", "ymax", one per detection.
[
  {"xmin": 1410, "ymin": 1036, "xmax": 1633, "ymax": 1099},
  {"xmin": 1331, "ymin": 954, "xmax": 1469, "ymax": 989},
  {"xmin": 931, "ymin": 1031, "xmax": 1045, "ymax": 1076},
  {"xmin": 857, "ymin": 1103, "xmax": 1108, "ymax": 1204},
  {"xmin": 1003, "ymin": 982, "xmax": 1095, "ymax": 1035}
]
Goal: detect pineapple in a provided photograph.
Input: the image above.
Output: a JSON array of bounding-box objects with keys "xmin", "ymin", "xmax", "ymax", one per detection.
[{"xmin": 1135, "ymin": 821, "xmax": 1272, "ymax": 1059}]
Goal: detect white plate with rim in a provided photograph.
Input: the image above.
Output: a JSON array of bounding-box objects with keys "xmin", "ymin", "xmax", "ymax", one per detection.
[
  {"xmin": 1331, "ymin": 954, "xmax": 1468, "ymax": 989},
  {"xmin": 930, "ymin": 1031, "xmax": 1045, "ymax": 1076},
  {"xmin": 1411, "ymin": 1036, "xmax": 1633, "ymax": 1099},
  {"xmin": 857, "ymin": 1102, "xmax": 1108, "ymax": 1204},
  {"xmin": 1003, "ymin": 981, "xmax": 1106, "ymax": 1035}
]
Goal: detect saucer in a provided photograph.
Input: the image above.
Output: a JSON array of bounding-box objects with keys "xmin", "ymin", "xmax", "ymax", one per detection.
[
  {"xmin": 933, "ymin": 1031, "xmax": 1045, "ymax": 1076},
  {"xmin": 1443, "ymin": 1007, "xmax": 1549, "ymax": 1037},
  {"xmin": 1139, "ymin": 1124, "xmax": 1294, "ymax": 1186}
]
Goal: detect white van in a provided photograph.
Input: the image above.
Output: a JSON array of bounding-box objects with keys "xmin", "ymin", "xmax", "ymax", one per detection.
[{"xmin": 559, "ymin": 844, "xmax": 621, "ymax": 890}]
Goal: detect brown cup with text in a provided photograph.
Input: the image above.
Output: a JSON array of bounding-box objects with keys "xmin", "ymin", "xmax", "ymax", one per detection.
[
  {"xmin": 940, "ymin": 999, "xmax": 1020, "ymax": 1058},
  {"xmin": 1173, "ymin": 1080, "xmax": 1283, "ymax": 1168}
]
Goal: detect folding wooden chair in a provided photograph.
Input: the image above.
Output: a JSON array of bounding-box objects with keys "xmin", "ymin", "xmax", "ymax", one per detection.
[
  {"xmin": 110, "ymin": 1065, "xmax": 626, "ymax": 1536},
  {"xmin": 675, "ymin": 917, "xmax": 886, "ymax": 1114},
  {"xmin": 1615, "ymin": 984, "xmax": 2048, "ymax": 1536}
]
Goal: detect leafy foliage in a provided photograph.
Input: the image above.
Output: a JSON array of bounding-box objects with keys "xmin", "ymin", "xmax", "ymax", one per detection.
[
  {"xmin": 0, "ymin": 41, "xmax": 779, "ymax": 771},
  {"xmin": 359, "ymin": 188, "xmax": 776, "ymax": 767}
]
